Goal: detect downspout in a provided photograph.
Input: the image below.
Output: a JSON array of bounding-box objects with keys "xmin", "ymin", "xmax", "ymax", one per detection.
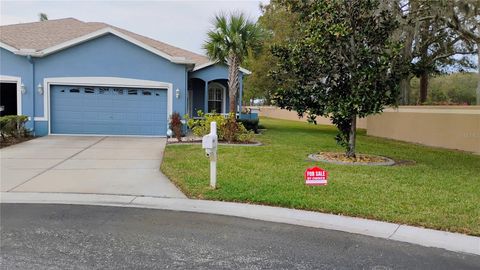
[{"xmin": 27, "ymin": 55, "xmax": 35, "ymax": 135}]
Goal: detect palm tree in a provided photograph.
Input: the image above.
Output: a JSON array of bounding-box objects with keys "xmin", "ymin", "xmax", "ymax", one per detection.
[{"xmin": 203, "ymin": 13, "xmax": 264, "ymax": 114}]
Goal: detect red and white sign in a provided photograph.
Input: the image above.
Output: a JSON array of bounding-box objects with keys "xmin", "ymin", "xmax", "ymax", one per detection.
[{"xmin": 304, "ymin": 166, "xmax": 328, "ymax": 186}]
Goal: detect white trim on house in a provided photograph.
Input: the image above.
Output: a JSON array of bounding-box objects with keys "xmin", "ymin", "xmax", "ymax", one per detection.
[
  {"xmin": 0, "ymin": 42, "xmax": 18, "ymax": 53},
  {"xmin": 222, "ymin": 85, "xmax": 226, "ymax": 114},
  {"xmin": 1, "ymin": 27, "xmax": 196, "ymax": 65},
  {"xmin": 193, "ymin": 61, "xmax": 252, "ymax": 75},
  {"xmin": 0, "ymin": 75, "xmax": 22, "ymax": 115},
  {"xmin": 41, "ymin": 76, "xmax": 173, "ymax": 135}
]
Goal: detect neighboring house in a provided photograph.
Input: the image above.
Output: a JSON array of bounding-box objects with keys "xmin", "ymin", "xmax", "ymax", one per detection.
[{"xmin": 0, "ymin": 18, "xmax": 249, "ymax": 136}]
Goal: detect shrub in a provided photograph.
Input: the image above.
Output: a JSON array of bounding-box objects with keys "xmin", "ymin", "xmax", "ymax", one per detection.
[
  {"xmin": 185, "ymin": 111, "xmax": 255, "ymax": 143},
  {"xmin": 236, "ymin": 124, "xmax": 255, "ymax": 142},
  {"xmin": 169, "ymin": 112, "xmax": 183, "ymax": 142},
  {"xmin": 223, "ymin": 113, "xmax": 239, "ymax": 143},
  {"xmin": 185, "ymin": 110, "xmax": 226, "ymax": 138},
  {"xmin": 0, "ymin": 115, "xmax": 29, "ymax": 140},
  {"xmin": 237, "ymin": 118, "xmax": 259, "ymax": 133}
]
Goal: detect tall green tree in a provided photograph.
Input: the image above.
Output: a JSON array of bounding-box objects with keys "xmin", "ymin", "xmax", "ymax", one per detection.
[
  {"xmin": 393, "ymin": 0, "xmax": 417, "ymax": 104},
  {"xmin": 243, "ymin": 1, "xmax": 298, "ymax": 105},
  {"xmin": 412, "ymin": 16, "xmax": 474, "ymax": 103},
  {"xmin": 39, "ymin": 13, "xmax": 48, "ymax": 22},
  {"xmin": 392, "ymin": 0, "xmax": 475, "ymax": 104},
  {"xmin": 271, "ymin": 0, "xmax": 403, "ymax": 157},
  {"xmin": 203, "ymin": 13, "xmax": 264, "ymax": 113},
  {"xmin": 434, "ymin": 0, "xmax": 480, "ymax": 104}
]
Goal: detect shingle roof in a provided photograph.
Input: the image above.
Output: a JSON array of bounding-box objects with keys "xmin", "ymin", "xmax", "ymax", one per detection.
[{"xmin": 0, "ymin": 18, "xmax": 210, "ymax": 66}]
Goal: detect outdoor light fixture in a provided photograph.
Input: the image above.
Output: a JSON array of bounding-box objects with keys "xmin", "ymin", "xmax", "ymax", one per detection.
[
  {"xmin": 20, "ymin": 83, "xmax": 26, "ymax": 94},
  {"xmin": 37, "ymin": 83, "xmax": 43, "ymax": 95},
  {"xmin": 175, "ymin": 88, "xmax": 180, "ymax": 99}
]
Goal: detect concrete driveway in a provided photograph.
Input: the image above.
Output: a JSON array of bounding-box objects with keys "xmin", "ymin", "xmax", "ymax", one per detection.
[{"xmin": 0, "ymin": 136, "xmax": 185, "ymax": 198}]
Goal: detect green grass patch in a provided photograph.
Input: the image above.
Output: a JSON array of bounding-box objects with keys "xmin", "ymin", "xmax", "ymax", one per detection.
[{"xmin": 161, "ymin": 117, "xmax": 480, "ymax": 235}]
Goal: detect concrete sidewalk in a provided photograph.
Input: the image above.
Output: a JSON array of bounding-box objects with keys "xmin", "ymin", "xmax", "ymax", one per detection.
[
  {"xmin": 0, "ymin": 136, "xmax": 185, "ymax": 198},
  {"xmin": 1, "ymin": 191, "xmax": 478, "ymax": 256}
]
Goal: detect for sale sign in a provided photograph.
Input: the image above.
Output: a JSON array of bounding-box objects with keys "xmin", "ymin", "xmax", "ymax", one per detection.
[{"xmin": 305, "ymin": 166, "xmax": 328, "ymax": 186}]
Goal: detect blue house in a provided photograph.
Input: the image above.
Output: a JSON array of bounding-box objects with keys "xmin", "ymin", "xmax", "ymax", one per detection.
[{"xmin": 0, "ymin": 18, "xmax": 249, "ymax": 136}]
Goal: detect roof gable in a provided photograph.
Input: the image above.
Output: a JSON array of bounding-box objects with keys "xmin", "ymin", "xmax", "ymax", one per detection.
[
  {"xmin": 0, "ymin": 18, "xmax": 251, "ymax": 74},
  {"xmin": 193, "ymin": 61, "xmax": 252, "ymax": 75},
  {"xmin": 0, "ymin": 18, "xmax": 210, "ymax": 66}
]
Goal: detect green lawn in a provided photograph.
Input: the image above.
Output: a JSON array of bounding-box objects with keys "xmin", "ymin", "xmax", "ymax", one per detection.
[{"xmin": 161, "ymin": 117, "xmax": 480, "ymax": 235}]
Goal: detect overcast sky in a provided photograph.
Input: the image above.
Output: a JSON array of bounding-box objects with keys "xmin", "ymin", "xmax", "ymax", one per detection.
[{"xmin": 0, "ymin": 0, "xmax": 269, "ymax": 55}]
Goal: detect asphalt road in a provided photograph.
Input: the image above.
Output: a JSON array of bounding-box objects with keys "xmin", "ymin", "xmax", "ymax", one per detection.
[{"xmin": 1, "ymin": 204, "xmax": 479, "ymax": 270}]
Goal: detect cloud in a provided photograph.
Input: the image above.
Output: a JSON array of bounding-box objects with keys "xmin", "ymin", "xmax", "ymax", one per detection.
[{"xmin": 0, "ymin": 0, "xmax": 269, "ymax": 54}]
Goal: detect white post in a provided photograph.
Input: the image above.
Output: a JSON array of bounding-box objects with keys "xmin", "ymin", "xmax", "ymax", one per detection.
[
  {"xmin": 209, "ymin": 121, "xmax": 217, "ymax": 188},
  {"xmin": 210, "ymin": 158, "xmax": 216, "ymax": 188},
  {"xmin": 200, "ymin": 121, "xmax": 219, "ymax": 189}
]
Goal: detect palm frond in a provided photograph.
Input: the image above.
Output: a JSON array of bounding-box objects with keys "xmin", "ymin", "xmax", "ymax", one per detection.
[{"xmin": 203, "ymin": 12, "xmax": 265, "ymax": 64}]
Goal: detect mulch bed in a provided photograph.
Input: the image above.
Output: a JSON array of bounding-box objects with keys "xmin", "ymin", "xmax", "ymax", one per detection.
[
  {"xmin": 309, "ymin": 152, "xmax": 396, "ymax": 166},
  {"xmin": 0, "ymin": 136, "xmax": 34, "ymax": 149},
  {"xmin": 167, "ymin": 139, "xmax": 261, "ymax": 146},
  {"xmin": 167, "ymin": 134, "xmax": 260, "ymax": 145}
]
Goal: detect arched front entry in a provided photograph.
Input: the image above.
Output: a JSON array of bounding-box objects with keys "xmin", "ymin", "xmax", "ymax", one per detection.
[
  {"xmin": 187, "ymin": 78, "xmax": 229, "ymax": 117},
  {"xmin": 188, "ymin": 63, "xmax": 245, "ymax": 117},
  {"xmin": 207, "ymin": 82, "xmax": 226, "ymax": 114}
]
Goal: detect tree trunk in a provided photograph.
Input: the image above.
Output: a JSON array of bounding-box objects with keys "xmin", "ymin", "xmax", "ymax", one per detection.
[
  {"xmin": 477, "ymin": 44, "xmax": 480, "ymax": 105},
  {"xmin": 398, "ymin": 8, "xmax": 415, "ymax": 105},
  {"xmin": 419, "ymin": 72, "xmax": 429, "ymax": 104},
  {"xmin": 346, "ymin": 116, "xmax": 357, "ymax": 158},
  {"xmin": 399, "ymin": 77, "xmax": 411, "ymax": 105},
  {"xmin": 228, "ymin": 52, "xmax": 240, "ymax": 114}
]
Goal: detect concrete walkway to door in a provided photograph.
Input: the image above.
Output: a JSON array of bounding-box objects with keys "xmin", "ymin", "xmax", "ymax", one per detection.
[{"xmin": 0, "ymin": 136, "xmax": 186, "ymax": 198}]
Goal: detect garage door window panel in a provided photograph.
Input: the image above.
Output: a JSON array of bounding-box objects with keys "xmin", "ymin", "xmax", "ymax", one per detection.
[{"xmin": 113, "ymin": 89, "xmax": 124, "ymax": 95}]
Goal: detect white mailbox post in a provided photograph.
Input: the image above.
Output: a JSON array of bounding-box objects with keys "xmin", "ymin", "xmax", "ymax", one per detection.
[{"xmin": 202, "ymin": 122, "xmax": 218, "ymax": 188}]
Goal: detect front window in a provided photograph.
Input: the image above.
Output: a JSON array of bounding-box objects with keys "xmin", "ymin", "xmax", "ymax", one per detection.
[{"xmin": 208, "ymin": 84, "xmax": 224, "ymax": 113}]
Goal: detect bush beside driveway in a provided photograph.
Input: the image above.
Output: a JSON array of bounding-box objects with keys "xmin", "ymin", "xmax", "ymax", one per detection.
[{"xmin": 161, "ymin": 117, "xmax": 480, "ymax": 236}]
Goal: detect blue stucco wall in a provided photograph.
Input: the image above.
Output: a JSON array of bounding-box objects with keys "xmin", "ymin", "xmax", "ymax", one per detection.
[
  {"xmin": 190, "ymin": 64, "xmax": 230, "ymax": 82},
  {"xmin": 0, "ymin": 48, "xmax": 34, "ymax": 130},
  {"xmin": 1, "ymin": 34, "xmax": 188, "ymax": 136},
  {"xmin": 190, "ymin": 64, "xmax": 244, "ymax": 86},
  {"xmin": 1, "ymin": 33, "xmax": 246, "ymax": 136},
  {"xmin": 190, "ymin": 79, "xmax": 205, "ymax": 116}
]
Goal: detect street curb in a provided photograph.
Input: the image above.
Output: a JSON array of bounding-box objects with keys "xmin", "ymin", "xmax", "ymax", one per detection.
[{"xmin": 1, "ymin": 192, "xmax": 479, "ymax": 256}]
